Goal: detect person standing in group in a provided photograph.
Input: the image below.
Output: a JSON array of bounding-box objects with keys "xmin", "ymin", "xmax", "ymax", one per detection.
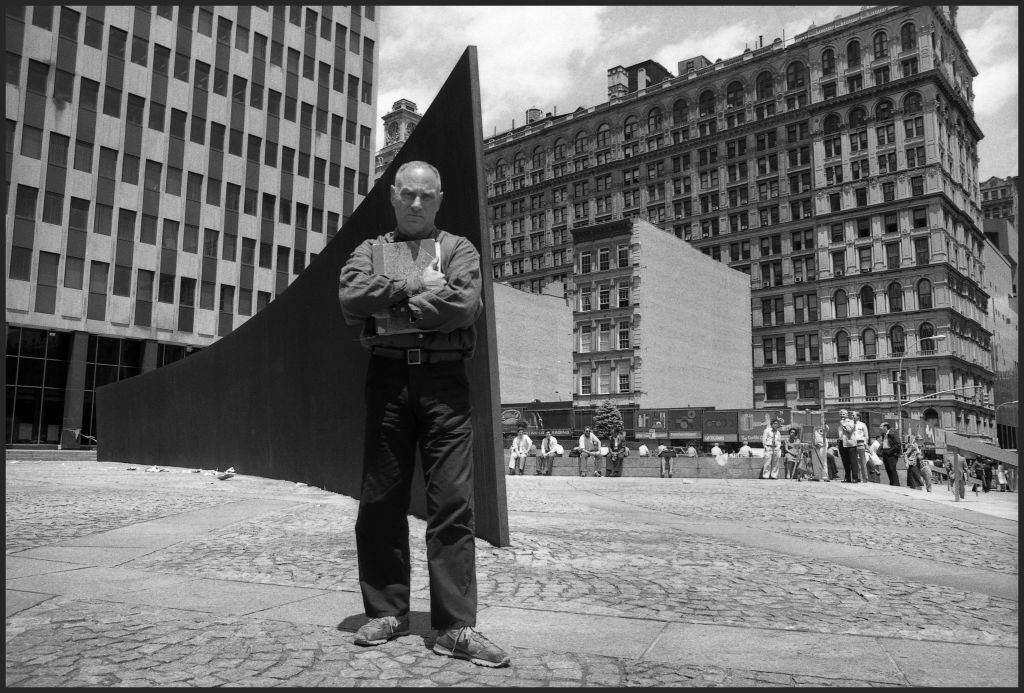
[
  {"xmin": 761, "ymin": 418, "xmax": 782, "ymax": 480},
  {"xmin": 810, "ymin": 425, "xmax": 829, "ymax": 482},
  {"xmin": 904, "ymin": 435, "xmax": 925, "ymax": 489},
  {"xmin": 826, "ymin": 442, "xmax": 841, "ymax": 480},
  {"xmin": 917, "ymin": 440, "xmax": 934, "ymax": 492},
  {"xmin": 996, "ymin": 463, "xmax": 1009, "ymax": 491},
  {"xmin": 606, "ymin": 425, "xmax": 627, "ymax": 477},
  {"xmin": 837, "ymin": 410, "xmax": 859, "ymax": 483},
  {"xmin": 508, "ymin": 426, "xmax": 533, "ymax": 476},
  {"xmin": 878, "ymin": 423, "xmax": 901, "ymax": 486},
  {"xmin": 337, "ymin": 161, "xmax": 509, "ymax": 666},
  {"xmin": 852, "ymin": 412, "xmax": 873, "ymax": 482},
  {"xmin": 656, "ymin": 440, "xmax": 674, "ymax": 478},
  {"xmin": 537, "ymin": 430, "xmax": 559, "ymax": 476},
  {"xmin": 573, "ymin": 426, "xmax": 604, "ymax": 477},
  {"xmin": 782, "ymin": 428, "xmax": 802, "ymax": 480},
  {"xmin": 948, "ymin": 448, "xmax": 967, "ymax": 501}
]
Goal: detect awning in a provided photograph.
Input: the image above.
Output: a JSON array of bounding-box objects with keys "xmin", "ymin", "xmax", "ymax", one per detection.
[{"xmin": 942, "ymin": 430, "xmax": 1019, "ymax": 468}]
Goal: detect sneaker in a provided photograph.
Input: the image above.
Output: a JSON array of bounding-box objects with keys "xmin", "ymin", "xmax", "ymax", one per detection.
[
  {"xmin": 354, "ymin": 615, "xmax": 409, "ymax": 646},
  {"xmin": 432, "ymin": 626, "xmax": 510, "ymax": 668}
]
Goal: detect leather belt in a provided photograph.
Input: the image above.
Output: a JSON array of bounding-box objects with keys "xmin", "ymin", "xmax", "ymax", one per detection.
[{"xmin": 371, "ymin": 346, "xmax": 466, "ymax": 365}]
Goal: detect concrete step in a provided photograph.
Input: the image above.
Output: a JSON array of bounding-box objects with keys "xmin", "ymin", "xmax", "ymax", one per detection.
[{"xmin": 5, "ymin": 448, "xmax": 98, "ymax": 462}]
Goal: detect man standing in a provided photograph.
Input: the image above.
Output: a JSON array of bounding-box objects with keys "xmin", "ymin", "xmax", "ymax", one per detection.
[
  {"xmin": 508, "ymin": 426, "xmax": 532, "ymax": 476},
  {"xmin": 537, "ymin": 430, "xmax": 559, "ymax": 476},
  {"xmin": 878, "ymin": 422, "xmax": 901, "ymax": 486},
  {"xmin": 761, "ymin": 419, "xmax": 782, "ymax": 479},
  {"xmin": 337, "ymin": 161, "xmax": 509, "ymax": 667},
  {"xmin": 852, "ymin": 411, "xmax": 873, "ymax": 482},
  {"xmin": 656, "ymin": 440, "xmax": 674, "ymax": 478},
  {"xmin": 837, "ymin": 410, "xmax": 859, "ymax": 482},
  {"xmin": 574, "ymin": 426, "xmax": 604, "ymax": 477}
]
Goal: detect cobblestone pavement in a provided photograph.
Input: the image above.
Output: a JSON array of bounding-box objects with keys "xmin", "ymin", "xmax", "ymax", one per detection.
[{"xmin": 5, "ymin": 460, "xmax": 1018, "ymax": 687}]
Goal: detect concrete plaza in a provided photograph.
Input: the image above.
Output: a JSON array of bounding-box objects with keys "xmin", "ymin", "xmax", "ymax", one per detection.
[{"xmin": 5, "ymin": 452, "xmax": 1018, "ymax": 687}]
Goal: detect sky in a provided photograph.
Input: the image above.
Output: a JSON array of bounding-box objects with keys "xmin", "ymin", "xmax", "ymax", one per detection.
[{"xmin": 375, "ymin": 5, "xmax": 1019, "ymax": 181}]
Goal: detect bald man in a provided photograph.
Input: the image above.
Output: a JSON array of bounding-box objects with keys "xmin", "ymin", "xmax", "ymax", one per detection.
[{"xmin": 339, "ymin": 161, "xmax": 509, "ymax": 667}]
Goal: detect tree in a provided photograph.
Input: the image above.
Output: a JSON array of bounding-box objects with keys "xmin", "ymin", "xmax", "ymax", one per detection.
[{"xmin": 593, "ymin": 400, "xmax": 624, "ymax": 439}]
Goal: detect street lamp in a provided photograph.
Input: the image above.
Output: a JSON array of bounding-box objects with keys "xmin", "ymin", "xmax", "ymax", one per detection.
[{"xmin": 894, "ymin": 333, "xmax": 947, "ymax": 451}]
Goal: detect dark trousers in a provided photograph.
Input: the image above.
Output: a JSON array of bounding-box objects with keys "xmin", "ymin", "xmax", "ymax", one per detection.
[
  {"xmin": 839, "ymin": 445, "xmax": 859, "ymax": 481},
  {"xmin": 906, "ymin": 463, "xmax": 924, "ymax": 489},
  {"xmin": 881, "ymin": 452, "xmax": 900, "ymax": 485},
  {"xmin": 607, "ymin": 451, "xmax": 624, "ymax": 477},
  {"xmin": 826, "ymin": 452, "xmax": 839, "ymax": 479},
  {"xmin": 355, "ymin": 357, "xmax": 477, "ymax": 631}
]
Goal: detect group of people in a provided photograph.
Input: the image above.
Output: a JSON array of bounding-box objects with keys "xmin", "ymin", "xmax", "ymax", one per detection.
[
  {"xmin": 507, "ymin": 425, "xmax": 632, "ymax": 478},
  {"xmin": 757, "ymin": 410, "xmax": 946, "ymax": 489}
]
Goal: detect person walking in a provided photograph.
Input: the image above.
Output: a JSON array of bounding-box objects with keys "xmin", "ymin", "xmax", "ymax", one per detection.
[
  {"xmin": 878, "ymin": 422, "xmax": 901, "ymax": 486},
  {"xmin": 537, "ymin": 430, "xmax": 559, "ymax": 476},
  {"xmin": 337, "ymin": 161, "xmax": 509, "ymax": 666},
  {"xmin": 948, "ymin": 448, "xmax": 967, "ymax": 501},
  {"xmin": 996, "ymin": 463, "xmax": 1009, "ymax": 491},
  {"xmin": 574, "ymin": 426, "xmax": 604, "ymax": 477},
  {"xmin": 508, "ymin": 426, "xmax": 532, "ymax": 476},
  {"xmin": 761, "ymin": 419, "xmax": 782, "ymax": 480},
  {"xmin": 904, "ymin": 436, "xmax": 925, "ymax": 490},
  {"xmin": 837, "ymin": 410, "xmax": 859, "ymax": 483}
]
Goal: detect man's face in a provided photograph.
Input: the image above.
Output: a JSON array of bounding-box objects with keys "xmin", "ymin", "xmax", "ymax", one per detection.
[
  {"xmin": 391, "ymin": 165, "xmax": 443, "ymax": 238},
  {"xmin": 584, "ymin": 428, "xmax": 591, "ymax": 435}
]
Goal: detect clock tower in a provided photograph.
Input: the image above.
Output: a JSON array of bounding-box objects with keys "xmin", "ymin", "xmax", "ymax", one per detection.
[{"xmin": 375, "ymin": 99, "xmax": 422, "ymax": 181}]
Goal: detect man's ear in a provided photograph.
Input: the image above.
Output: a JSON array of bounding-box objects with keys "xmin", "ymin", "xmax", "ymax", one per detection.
[
  {"xmin": 390, "ymin": 184, "xmax": 397, "ymax": 201},
  {"xmin": 437, "ymin": 191, "xmax": 444, "ymax": 209}
]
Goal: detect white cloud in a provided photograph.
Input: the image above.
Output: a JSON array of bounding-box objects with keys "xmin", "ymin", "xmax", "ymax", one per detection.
[
  {"xmin": 652, "ymin": 22, "xmax": 756, "ymax": 69},
  {"xmin": 377, "ymin": 6, "xmax": 610, "ymax": 143}
]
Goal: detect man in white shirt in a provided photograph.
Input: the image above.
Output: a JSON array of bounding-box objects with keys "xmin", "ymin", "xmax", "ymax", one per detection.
[
  {"xmin": 573, "ymin": 427, "xmax": 603, "ymax": 477},
  {"xmin": 837, "ymin": 409, "xmax": 859, "ymax": 482},
  {"xmin": 852, "ymin": 411, "xmax": 872, "ymax": 483},
  {"xmin": 536, "ymin": 430, "xmax": 559, "ymax": 476},
  {"xmin": 655, "ymin": 440, "xmax": 673, "ymax": 478},
  {"xmin": 685, "ymin": 443, "xmax": 698, "ymax": 458},
  {"xmin": 737, "ymin": 441, "xmax": 753, "ymax": 457},
  {"xmin": 761, "ymin": 419, "xmax": 782, "ymax": 479},
  {"xmin": 508, "ymin": 427, "xmax": 532, "ymax": 476}
]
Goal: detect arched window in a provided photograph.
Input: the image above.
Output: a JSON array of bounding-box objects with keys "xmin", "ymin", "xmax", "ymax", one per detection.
[
  {"xmin": 900, "ymin": 22, "xmax": 917, "ymax": 51},
  {"xmin": 917, "ymin": 278, "xmax": 932, "ymax": 309},
  {"xmin": 847, "ymin": 39, "xmax": 861, "ymax": 67},
  {"xmin": 553, "ymin": 139, "xmax": 567, "ymax": 160},
  {"xmin": 834, "ymin": 289, "xmax": 848, "ymax": 318},
  {"xmin": 919, "ymin": 322, "xmax": 936, "ymax": 352},
  {"xmin": 873, "ymin": 31, "xmax": 889, "ymax": 59},
  {"xmin": 835, "ymin": 330, "xmax": 850, "ymax": 361},
  {"xmin": 923, "ymin": 408, "xmax": 939, "ymax": 425},
  {"xmin": 822, "ymin": 48, "xmax": 836, "ymax": 76},
  {"xmin": 889, "ymin": 324, "xmax": 906, "ymax": 355},
  {"xmin": 698, "ymin": 89, "xmax": 716, "ymax": 117},
  {"xmin": 574, "ymin": 130, "xmax": 588, "ymax": 155},
  {"xmin": 755, "ymin": 71, "xmax": 774, "ymax": 100},
  {"xmin": 903, "ymin": 92, "xmax": 922, "ymax": 114},
  {"xmin": 623, "ymin": 116, "xmax": 639, "ymax": 141},
  {"xmin": 860, "ymin": 285, "xmax": 875, "ymax": 315},
  {"xmin": 513, "ymin": 153, "xmax": 526, "ymax": 174},
  {"xmin": 726, "ymin": 81, "xmax": 744, "ymax": 109},
  {"xmin": 823, "ymin": 113, "xmax": 842, "ymax": 134},
  {"xmin": 848, "ymin": 106, "xmax": 867, "ymax": 128},
  {"xmin": 875, "ymin": 98, "xmax": 894, "ymax": 121},
  {"xmin": 672, "ymin": 98, "xmax": 688, "ymax": 124},
  {"xmin": 647, "ymin": 107, "xmax": 663, "ymax": 131},
  {"xmin": 888, "ymin": 282, "xmax": 903, "ymax": 312},
  {"xmin": 862, "ymin": 328, "xmax": 877, "ymax": 359},
  {"xmin": 495, "ymin": 159, "xmax": 508, "ymax": 179},
  {"xmin": 595, "ymin": 123, "xmax": 610, "ymax": 148},
  {"xmin": 786, "ymin": 61, "xmax": 806, "ymax": 90},
  {"xmin": 531, "ymin": 146, "xmax": 545, "ymax": 170}
]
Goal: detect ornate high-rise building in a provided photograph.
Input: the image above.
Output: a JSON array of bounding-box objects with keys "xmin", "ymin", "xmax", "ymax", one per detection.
[
  {"xmin": 374, "ymin": 98, "xmax": 421, "ymax": 181},
  {"xmin": 5, "ymin": 5, "xmax": 379, "ymax": 447},
  {"xmin": 481, "ymin": 5, "xmax": 998, "ymax": 442}
]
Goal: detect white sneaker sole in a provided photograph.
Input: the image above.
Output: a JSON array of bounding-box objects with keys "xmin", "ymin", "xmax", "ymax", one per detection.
[{"xmin": 432, "ymin": 643, "xmax": 510, "ymax": 668}]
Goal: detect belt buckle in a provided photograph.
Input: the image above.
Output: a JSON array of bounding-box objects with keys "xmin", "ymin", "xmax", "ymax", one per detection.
[{"xmin": 406, "ymin": 348, "xmax": 422, "ymax": 365}]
